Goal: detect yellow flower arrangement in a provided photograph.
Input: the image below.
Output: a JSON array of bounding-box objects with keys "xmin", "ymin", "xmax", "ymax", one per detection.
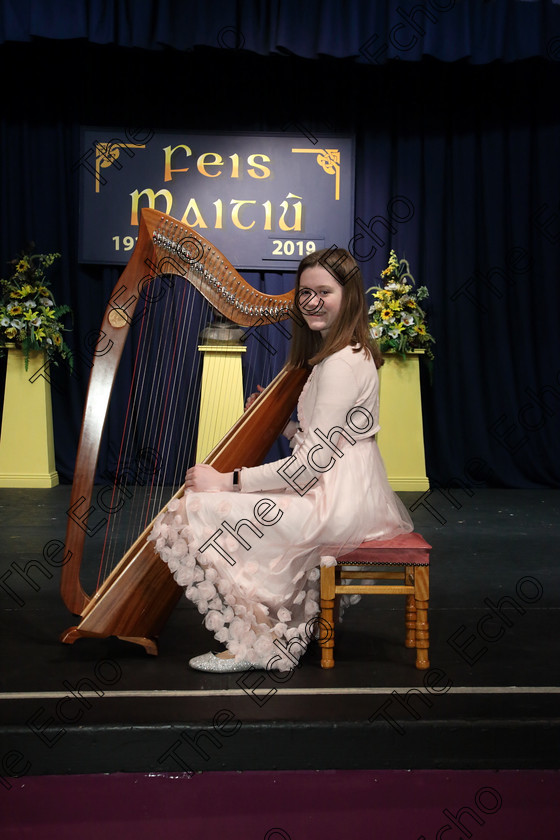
[
  {"xmin": 367, "ymin": 250, "xmax": 435, "ymax": 360},
  {"xmin": 0, "ymin": 248, "xmax": 73, "ymax": 370}
]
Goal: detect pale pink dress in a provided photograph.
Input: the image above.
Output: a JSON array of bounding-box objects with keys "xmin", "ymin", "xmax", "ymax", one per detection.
[{"xmin": 149, "ymin": 345, "xmax": 413, "ymax": 670}]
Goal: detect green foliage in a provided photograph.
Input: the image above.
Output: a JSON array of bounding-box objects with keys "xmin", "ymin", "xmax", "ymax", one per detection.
[
  {"xmin": 367, "ymin": 250, "xmax": 435, "ymax": 360},
  {"xmin": 0, "ymin": 248, "xmax": 74, "ymax": 371}
]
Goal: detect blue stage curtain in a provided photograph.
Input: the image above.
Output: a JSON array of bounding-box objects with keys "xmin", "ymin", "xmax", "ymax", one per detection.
[
  {"xmin": 1, "ymin": 31, "xmax": 559, "ymax": 489},
  {"xmin": 1, "ymin": 0, "xmax": 559, "ymax": 63}
]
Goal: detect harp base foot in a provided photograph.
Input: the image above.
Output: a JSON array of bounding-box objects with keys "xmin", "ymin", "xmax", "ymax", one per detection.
[
  {"xmin": 60, "ymin": 625, "xmax": 159, "ymax": 655},
  {"xmin": 117, "ymin": 635, "xmax": 158, "ymax": 655}
]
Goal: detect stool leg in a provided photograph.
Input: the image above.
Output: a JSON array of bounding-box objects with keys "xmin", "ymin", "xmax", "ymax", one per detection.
[
  {"xmin": 320, "ymin": 564, "xmax": 336, "ymax": 669},
  {"xmin": 414, "ymin": 566, "xmax": 430, "ymax": 670},
  {"xmin": 405, "ymin": 567, "xmax": 416, "ymax": 648}
]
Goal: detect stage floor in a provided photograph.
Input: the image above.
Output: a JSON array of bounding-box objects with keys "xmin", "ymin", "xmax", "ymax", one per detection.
[{"xmin": 1, "ymin": 486, "xmax": 558, "ymax": 776}]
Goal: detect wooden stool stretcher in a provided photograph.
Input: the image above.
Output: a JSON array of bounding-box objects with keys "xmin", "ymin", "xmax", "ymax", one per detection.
[{"xmin": 319, "ymin": 531, "xmax": 431, "ymax": 670}]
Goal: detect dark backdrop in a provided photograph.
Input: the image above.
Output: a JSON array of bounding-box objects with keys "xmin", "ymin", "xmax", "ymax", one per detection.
[{"xmin": 1, "ymin": 0, "xmax": 559, "ymax": 489}]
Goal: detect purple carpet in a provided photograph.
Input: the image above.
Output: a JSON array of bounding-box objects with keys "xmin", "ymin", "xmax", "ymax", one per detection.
[{"xmin": 2, "ymin": 769, "xmax": 558, "ymax": 839}]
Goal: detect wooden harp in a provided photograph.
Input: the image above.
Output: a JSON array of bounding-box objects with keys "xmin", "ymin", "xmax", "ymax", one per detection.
[{"xmin": 60, "ymin": 208, "xmax": 308, "ymax": 654}]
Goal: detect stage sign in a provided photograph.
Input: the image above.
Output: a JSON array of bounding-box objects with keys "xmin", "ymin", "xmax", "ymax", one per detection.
[{"xmin": 78, "ymin": 129, "xmax": 355, "ymax": 270}]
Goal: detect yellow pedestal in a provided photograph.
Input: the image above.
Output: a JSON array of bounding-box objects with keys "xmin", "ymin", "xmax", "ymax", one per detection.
[
  {"xmin": 195, "ymin": 344, "xmax": 246, "ymax": 462},
  {"xmin": 377, "ymin": 351, "xmax": 429, "ymax": 491},
  {"xmin": 0, "ymin": 347, "xmax": 59, "ymax": 487}
]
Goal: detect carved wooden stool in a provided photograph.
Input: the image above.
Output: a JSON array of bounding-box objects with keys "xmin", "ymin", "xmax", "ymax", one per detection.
[{"xmin": 319, "ymin": 532, "xmax": 431, "ymax": 670}]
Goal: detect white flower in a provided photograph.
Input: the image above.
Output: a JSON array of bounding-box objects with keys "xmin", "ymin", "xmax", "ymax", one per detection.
[
  {"xmin": 229, "ymin": 617, "xmax": 246, "ymax": 639},
  {"xmin": 208, "ymin": 596, "xmax": 223, "ymax": 611},
  {"xmin": 1, "ymin": 317, "xmax": 9, "ymax": 327},
  {"xmin": 217, "ymin": 578, "xmax": 232, "ymax": 596},
  {"xmin": 170, "ymin": 538, "xmax": 188, "ymax": 557},
  {"xmin": 175, "ymin": 567, "xmax": 194, "ymax": 587},
  {"xmin": 197, "ymin": 580, "xmax": 217, "ymax": 601},
  {"xmin": 304, "ymin": 597, "xmax": 319, "ymax": 619},
  {"xmin": 401, "ymin": 313, "xmax": 414, "ymax": 326},
  {"xmin": 222, "ymin": 606, "xmax": 235, "ymax": 623},
  {"xmin": 229, "ymin": 641, "xmax": 247, "ymax": 658},
  {"xmin": 370, "ymin": 325, "xmax": 383, "ymax": 339},
  {"xmin": 254, "ymin": 636, "xmax": 275, "ymax": 657},
  {"xmin": 225, "ymin": 536, "xmax": 239, "ymax": 553},
  {"xmin": 205, "ymin": 610, "xmax": 225, "ymax": 631}
]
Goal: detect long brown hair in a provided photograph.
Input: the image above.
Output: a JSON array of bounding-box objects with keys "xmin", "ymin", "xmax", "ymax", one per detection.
[{"xmin": 288, "ymin": 247, "xmax": 384, "ymax": 369}]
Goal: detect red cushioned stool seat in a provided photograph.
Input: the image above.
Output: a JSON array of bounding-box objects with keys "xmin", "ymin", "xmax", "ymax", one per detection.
[{"xmin": 319, "ymin": 531, "xmax": 431, "ymax": 670}]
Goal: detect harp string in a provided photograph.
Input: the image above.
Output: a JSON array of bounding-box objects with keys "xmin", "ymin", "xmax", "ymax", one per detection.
[
  {"xmin": 96, "ymin": 270, "xmax": 163, "ymax": 588},
  {"xmin": 148, "ymin": 277, "xmax": 205, "ymax": 509},
  {"xmin": 120, "ymin": 274, "xmax": 204, "ymax": 558},
  {"xmin": 144, "ymin": 275, "xmax": 191, "ymax": 492},
  {"xmin": 95, "ymin": 266, "xmax": 157, "ymax": 590},
  {"xmin": 90, "ymin": 221, "xmax": 296, "ymax": 594},
  {"xmin": 92, "ymin": 273, "xmax": 170, "ymax": 586},
  {"xmin": 94, "ymin": 268, "xmax": 221, "ymax": 590},
  {"xmin": 176, "ymin": 272, "xmax": 210, "ymax": 479}
]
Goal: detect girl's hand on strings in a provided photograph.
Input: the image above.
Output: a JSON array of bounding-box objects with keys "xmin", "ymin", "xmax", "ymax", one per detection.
[
  {"xmin": 244, "ymin": 384, "xmax": 264, "ymax": 411},
  {"xmin": 185, "ymin": 464, "xmax": 230, "ymax": 493}
]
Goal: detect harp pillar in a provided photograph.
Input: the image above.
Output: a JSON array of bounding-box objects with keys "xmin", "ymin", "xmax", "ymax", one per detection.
[
  {"xmin": 196, "ymin": 321, "xmax": 246, "ymax": 462},
  {"xmin": 377, "ymin": 351, "xmax": 429, "ymax": 491}
]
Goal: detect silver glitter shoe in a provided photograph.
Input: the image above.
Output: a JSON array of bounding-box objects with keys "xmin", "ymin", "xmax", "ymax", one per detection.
[{"xmin": 188, "ymin": 651, "xmax": 255, "ymax": 673}]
